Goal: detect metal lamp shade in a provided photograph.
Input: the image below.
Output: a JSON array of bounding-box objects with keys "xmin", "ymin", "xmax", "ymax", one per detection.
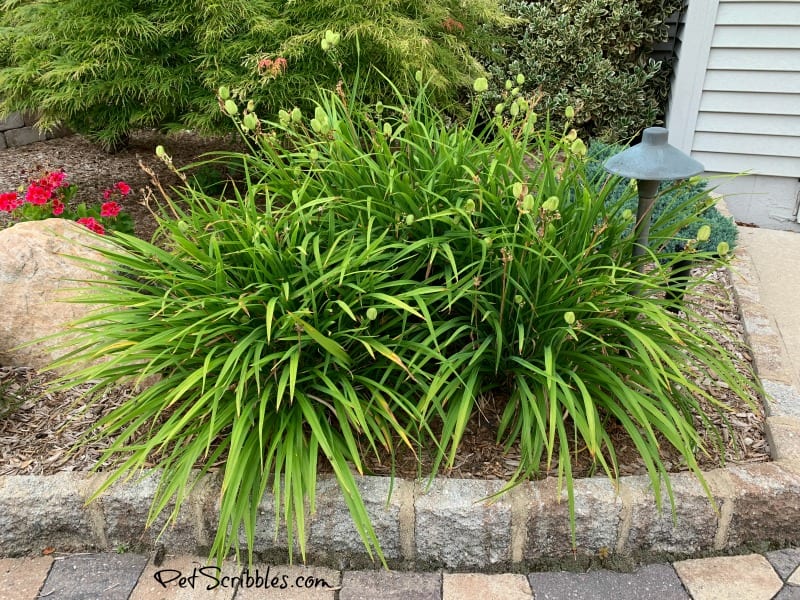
[{"xmin": 603, "ymin": 127, "xmax": 704, "ymax": 181}]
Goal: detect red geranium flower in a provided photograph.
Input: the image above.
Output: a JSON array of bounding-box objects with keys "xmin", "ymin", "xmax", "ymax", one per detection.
[
  {"xmin": 0, "ymin": 192, "xmax": 21, "ymax": 212},
  {"xmin": 46, "ymin": 171, "xmax": 67, "ymax": 189},
  {"xmin": 103, "ymin": 189, "xmax": 112, "ymax": 200},
  {"xmin": 52, "ymin": 199, "xmax": 65, "ymax": 216},
  {"xmin": 25, "ymin": 184, "xmax": 52, "ymax": 205},
  {"xmin": 77, "ymin": 216, "xmax": 105, "ymax": 235},
  {"xmin": 115, "ymin": 181, "xmax": 131, "ymax": 195},
  {"xmin": 100, "ymin": 201, "xmax": 121, "ymax": 217}
]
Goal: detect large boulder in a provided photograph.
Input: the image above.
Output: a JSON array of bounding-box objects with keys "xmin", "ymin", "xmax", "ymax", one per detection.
[{"xmin": 0, "ymin": 219, "xmax": 110, "ymax": 370}]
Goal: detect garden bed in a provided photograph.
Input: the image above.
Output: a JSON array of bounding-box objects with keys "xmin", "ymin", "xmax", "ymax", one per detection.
[{"xmin": 0, "ymin": 129, "xmax": 798, "ymax": 568}]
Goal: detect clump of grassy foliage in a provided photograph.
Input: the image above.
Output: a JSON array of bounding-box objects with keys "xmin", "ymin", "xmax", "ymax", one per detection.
[{"xmin": 50, "ymin": 74, "xmax": 757, "ymax": 566}]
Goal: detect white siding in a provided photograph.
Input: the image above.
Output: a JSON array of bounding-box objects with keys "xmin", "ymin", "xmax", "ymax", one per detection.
[{"xmin": 669, "ymin": 0, "xmax": 800, "ymax": 178}]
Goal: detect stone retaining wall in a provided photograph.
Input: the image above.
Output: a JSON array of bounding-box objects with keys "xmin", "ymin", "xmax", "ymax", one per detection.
[
  {"xmin": 0, "ymin": 112, "xmax": 69, "ymax": 149},
  {"xmin": 1, "ymin": 218, "xmax": 799, "ymax": 570}
]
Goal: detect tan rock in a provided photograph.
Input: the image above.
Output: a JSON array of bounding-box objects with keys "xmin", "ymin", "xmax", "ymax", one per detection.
[{"xmin": 0, "ymin": 218, "xmax": 111, "ymax": 370}]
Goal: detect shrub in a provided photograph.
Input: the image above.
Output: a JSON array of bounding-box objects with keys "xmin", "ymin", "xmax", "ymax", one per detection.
[
  {"xmin": 0, "ymin": 0, "xmax": 507, "ymax": 149},
  {"xmin": 485, "ymin": 0, "xmax": 683, "ymax": 142},
  {"xmin": 51, "ymin": 79, "xmax": 757, "ymax": 565}
]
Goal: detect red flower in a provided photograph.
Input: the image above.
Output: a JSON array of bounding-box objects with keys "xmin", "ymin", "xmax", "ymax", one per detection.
[
  {"xmin": 115, "ymin": 181, "xmax": 131, "ymax": 196},
  {"xmin": 0, "ymin": 192, "xmax": 21, "ymax": 212},
  {"xmin": 52, "ymin": 199, "xmax": 65, "ymax": 216},
  {"xmin": 25, "ymin": 184, "xmax": 52, "ymax": 205},
  {"xmin": 100, "ymin": 201, "xmax": 121, "ymax": 217},
  {"xmin": 103, "ymin": 189, "xmax": 112, "ymax": 200},
  {"xmin": 77, "ymin": 216, "xmax": 105, "ymax": 235},
  {"xmin": 46, "ymin": 171, "xmax": 67, "ymax": 189}
]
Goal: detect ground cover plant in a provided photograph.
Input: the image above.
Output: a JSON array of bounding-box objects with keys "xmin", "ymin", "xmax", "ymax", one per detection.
[
  {"xmin": 49, "ymin": 73, "xmax": 757, "ymax": 566},
  {"xmin": 0, "ymin": 0, "xmax": 507, "ymax": 150}
]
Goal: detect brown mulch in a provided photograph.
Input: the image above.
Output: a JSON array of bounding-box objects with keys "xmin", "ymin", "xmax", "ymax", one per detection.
[{"xmin": 0, "ymin": 131, "xmax": 770, "ymax": 479}]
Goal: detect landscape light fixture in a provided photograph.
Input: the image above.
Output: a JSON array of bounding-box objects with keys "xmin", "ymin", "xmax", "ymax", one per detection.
[{"xmin": 603, "ymin": 127, "xmax": 704, "ymax": 264}]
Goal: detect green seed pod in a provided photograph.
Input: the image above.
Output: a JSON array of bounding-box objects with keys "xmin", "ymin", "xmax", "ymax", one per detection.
[
  {"xmin": 484, "ymin": 237, "xmax": 493, "ymax": 248},
  {"xmin": 717, "ymin": 241, "xmax": 730, "ymax": 255},
  {"xmin": 622, "ymin": 209, "xmax": 633, "ymax": 220},
  {"xmin": 310, "ymin": 118, "xmax": 322, "ymax": 133},
  {"xmin": 494, "ymin": 103, "xmax": 505, "ymax": 115},
  {"xmin": 309, "ymin": 148, "xmax": 319, "ymax": 161},
  {"xmin": 415, "ymin": 70, "xmax": 424, "ymax": 83},
  {"xmin": 570, "ymin": 138, "xmax": 587, "ymax": 156},
  {"xmin": 464, "ymin": 198, "xmax": 476, "ymax": 213},
  {"xmin": 505, "ymin": 80, "xmax": 513, "ymax": 90},
  {"xmin": 697, "ymin": 225, "xmax": 711, "ymax": 242},
  {"xmin": 512, "ymin": 182, "xmax": 524, "ymax": 199},
  {"xmin": 243, "ymin": 113, "xmax": 258, "ymax": 130},
  {"xmin": 509, "ymin": 101, "xmax": 520, "ymax": 117},
  {"xmin": 246, "ymin": 100, "xmax": 255, "ymax": 112},
  {"xmin": 516, "ymin": 73, "xmax": 525, "ymax": 85},
  {"xmin": 278, "ymin": 109, "xmax": 291, "ymax": 125},
  {"xmin": 225, "ymin": 100, "xmax": 239, "ymax": 116},
  {"xmin": 177, "ymin": 220, "xmax": 189, "ymax": 233},
  {"xmin": 321, "ymin": 39, "xmax": 331, "ymax": 51},
  {"xmin": 375, "ymin": 101, "xmax": 384, "ymax": 115},
  {"xmin": 218, "ymin": 86, "xmax": 231, "ymax": 100},
  {"xmin": 405, "ymin": 214, "xmax": 415, "ymax": 226},
  {"xmin": 565, "ymin": 105, "xmax": 575, "ymax": 119},
  {"xmin": 522, "ymin": 194, "xmax": 535, "ymax": 212},
  {"xmin": 542, "ymin": 196, "xmax": 560, "ymax": 212},
  {"xmin": 291, "ymin": 107, "xmax": 302, "ymax": 123},
  {"xmin": 511, "ymin": 87, "xmax": 520, "ymax": 96},
  {"xmin": 155, "ymin": 145, "xmax": 167, "ymax": 158},
  {"xmin": 514, "ymin": 294, "xmax": 524, "ymax": 305},
  {"xmin": 564, "ymin": 311, "xmax": 576, "ymax": 325},
  {"xmin": 473, "ymin": 77, "xmax": 488, "ymax": 93},
  {"xmin": 383, "ymin": 122, "xmax": 392, "ymax": 137},
  {"xmin": 366, "ymin": 307, "xmax": 378, "ymax": 321},
  {"xmin": 224, "ymin": 99, "xmax": 238, "ymax": 116}
]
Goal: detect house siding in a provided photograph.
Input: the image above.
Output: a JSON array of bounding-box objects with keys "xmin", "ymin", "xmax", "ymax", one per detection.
[
  {"xmin": 672, "ymin": 0, "xmax": 800, "ymax": 178},
  {"xmin": 667, "ymin": 0, "xmax": 800, "ymax": 229}
]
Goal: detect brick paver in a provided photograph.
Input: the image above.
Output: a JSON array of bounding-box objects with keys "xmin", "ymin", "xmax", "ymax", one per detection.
[
  {"xmin": 766, "ymin": 549, "xmax": 800, "ymax": 581},
  {"xmin": 443, "ymin": 573, "xmax": 531, "ymax": 600},
  {"xmin": 527, "ymin": 564, "xmax": 690, "ymax": 600},
  {"xmin": 234, "ymin": 564, "xmax": 340, "ymax": 600},
  {"xmin": 673, "ymin": 554, "xmax": 783, "ymax": 600},
  {"xmin": 130, "ymin": 555, "xmax": 240, "ymax": 600},
  {"xmin": 340, "ymin": 570, "xmax": 441, "ymax": 600},
  {"xmin": 38, "ymin": 553, "xmax": 148, "ymax": 600},
  {"xmin": 774, "ymin": 585, "xmax": 800, "ymax": 600},
  {"xmin": 0, "ymin": 556, "xmax": 53, "ymax": 600}
]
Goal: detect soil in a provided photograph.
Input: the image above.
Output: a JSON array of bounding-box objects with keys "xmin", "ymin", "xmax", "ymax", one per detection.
[{"xmin": 0, "ymin": 132, "xmax": 771, "ymax": 479}]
